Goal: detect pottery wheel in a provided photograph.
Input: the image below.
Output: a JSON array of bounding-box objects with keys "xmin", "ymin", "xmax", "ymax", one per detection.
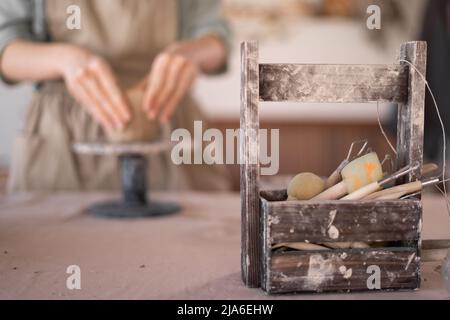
[{"xmin": 72, "ymin": 136, "xmax": 180, "ymax": 219}]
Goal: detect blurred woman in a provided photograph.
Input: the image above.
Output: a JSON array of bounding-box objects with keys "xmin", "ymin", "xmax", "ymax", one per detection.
[{"xmin": 0, "ymin": 0, "xmax": 231, "ymax": 192}]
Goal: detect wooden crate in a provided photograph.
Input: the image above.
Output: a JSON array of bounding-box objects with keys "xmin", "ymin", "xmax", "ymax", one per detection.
[
  {"xmin": 260, "ymin": 190, "xmax": 421, "ymax": 293},
  {"xmin": 240, "ymin": 41, "xmax": 427, "ymax": 293}
]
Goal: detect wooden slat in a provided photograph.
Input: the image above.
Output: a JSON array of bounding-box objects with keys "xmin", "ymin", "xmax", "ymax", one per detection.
[
  {"xmin": 259, "ymin": 64, "xmax": 408, "ymax": 103},
  {"xmin": 261, "ymin": 194, "xmax": 270, "ymax": 290},
  {"xmin": 265, "ymin": 248, "xmax": 419, "ymax": 293},
  {"xmin": 240, "ymin": 41, "xmax": 261, "ymax": 288},
  {"xmin": 396, "ymin": 42, "xmax": 427, "ymax": 183},
  {"xmin": 263, "ymin": 199, "xmax": 421, "ymax": 243},
  {"xmin": 396, "ymin": 41, "xmax": 427, "ymax": 266}
]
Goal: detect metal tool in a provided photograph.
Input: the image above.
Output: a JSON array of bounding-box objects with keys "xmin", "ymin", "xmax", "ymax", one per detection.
[
  {"xmin": 364, "ymin": 176, "xmax": 440, "ymax": 200},
  {"xmin": 400, "ymin": 176, "xmax": 450, "ymax": 200},
  {"xmin": 325, "ymin": 139, "xmax": 369, "ymax": 188},
  {"xmin": 313, "ymin": 151, "xmax": 383, "ymax": 201},
  {"xmin": 342, "ymin": 162, "xmax": 421, "ymax": 200},
  {"xmin": 364, "ymin": 162, "xmax": 439, "ymax": 200}
]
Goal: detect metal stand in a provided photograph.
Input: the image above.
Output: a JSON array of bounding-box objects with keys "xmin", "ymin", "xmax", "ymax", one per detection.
[
  {"xmin": 73, "ymin": 132, "xmax": 180, "ymax": 219},
  {"xmin": 88, "ymin": 154, "xmax": 180, "ymax": 218}
]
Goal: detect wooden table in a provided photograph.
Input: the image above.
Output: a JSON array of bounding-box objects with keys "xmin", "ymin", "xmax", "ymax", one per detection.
[{"xmin": 0, "ymin": 192, "xmax": 449, "ymax": 299}]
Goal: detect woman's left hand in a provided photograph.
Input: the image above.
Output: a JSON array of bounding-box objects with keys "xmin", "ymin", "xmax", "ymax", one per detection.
[
  {"xmin": 140, "ymin": 36, "xmax": 226, "ymax": 123},
  {"xmin": 141, "ymin": 46, "xmax": 199, "ymax": 123}
]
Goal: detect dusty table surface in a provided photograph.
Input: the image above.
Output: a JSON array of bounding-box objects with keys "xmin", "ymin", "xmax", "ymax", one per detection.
[{"xmin": 0, "ymin": 191, "xmax": 449, "ymax": 300}]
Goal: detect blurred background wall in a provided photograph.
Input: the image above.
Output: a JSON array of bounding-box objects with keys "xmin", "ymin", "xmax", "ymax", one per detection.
[
  {"xmin": 0, "ymin": 0, "xmax": 435, "ymax": 192},
  {"xmin": 199, "ymin": 0, "xmax": 428, "ymax": 190}
]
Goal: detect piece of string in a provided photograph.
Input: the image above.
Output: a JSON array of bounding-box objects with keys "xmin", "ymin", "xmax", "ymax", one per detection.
[
  {"xmin": 380, "ymin": 153, "xmax": 394, "ymax": 175},
  {"xmin": 376, "ymin": 101, "xmax": 397, "ymax": 155},
  {"xmin": 398, "ymin": 58, "xmax": 450, "ymax": 216}
]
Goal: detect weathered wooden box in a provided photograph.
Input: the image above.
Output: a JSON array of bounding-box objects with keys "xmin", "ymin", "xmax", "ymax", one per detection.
[
  {"xmin": 240, "ymin": 41, "xmax": 427, "ymax": 293},
  {"xmin": 260, "ymin": 190, "xmax": 421, "ymax": 293}
]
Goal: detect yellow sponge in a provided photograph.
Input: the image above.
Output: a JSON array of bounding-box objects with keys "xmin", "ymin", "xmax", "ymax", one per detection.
[
  {"xmin": 341, "ymin": 152, "xmax": 383, "ymax": 193},
  {"xmin": 287, "ymin": 172, "xmax": 325, "ymax": 200}
]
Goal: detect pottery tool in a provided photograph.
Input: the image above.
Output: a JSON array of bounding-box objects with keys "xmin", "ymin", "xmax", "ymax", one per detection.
[
  {"xmin": 272, "ymin": 242, "xmax": 330, "ymax": 251},
  {"xmin": 362, "ymin": 176, "xmax": 440, "ymax": 200},
  {"xmin": 360, "ymin": 163, "xmax": 440, "ymax": 201},
  {"xmin": 312, "ymin": 152, "xmax": 383, "ymax": 201},
  {"xmin": 401, "ymin": 177, "xmax": 450, "ymax": 200},
  {"xmin": 341, "ymin": 163, "xmax": 420, "ymax": 200},
  {"xmin": 325, "ymin": 140, "xmax": 369, "ymax": 188},
  {"xmin": 272, "ymin": 242, "xmax": 371, "ymax": 250},
  {"xmin": 422, "ymin": 163, "xmax": 439, "ymax": 177},
  {"xmin": 276, "ymin": 240, "xmax": 450, "ymax": 260},
  {"xmin": 321, "ymin": 242, "xmax": 370, "ymax": 249},
  {"xmin": 287, "ymin": 172, "xmax": 325, "ymax": 200}
]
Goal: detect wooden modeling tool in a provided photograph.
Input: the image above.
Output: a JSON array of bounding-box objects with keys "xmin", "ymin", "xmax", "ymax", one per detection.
[
  {"xmin": 341, "ymin": 163, "xmax": 420, "ymax": 200},
  {"xmin": 271, "ymin": 240, "xmax": 450, "ymax": 262},
  {"xmin": 361, "ymin": 163, "xmax": 439, "ymax": 200},
  {"xmin": 272, "ymin": 242, "xmax": 330, "ymax": 251},
  {"xmin": 325, "ymin": 140, "xmax": 369, "ymax": 188},
  {"xmin": 321, "ymin": 242, "xmax": 370, "ymax": 249},
  {"xmin": 312, "ymin": 152, "xmax": 383, "ymax": 200},
  {"xmin": 362, "ymin": 176, "xmax": 440, "ymax": 200},
  {"xmin": 421, "ymin": 163, "xmax": 439, "ymax": 177}
]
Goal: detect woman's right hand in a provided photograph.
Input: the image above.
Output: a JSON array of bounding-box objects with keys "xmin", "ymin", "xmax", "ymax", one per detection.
[
  {"xmin": 1, "ymin": 41, "xmax": 130, "ymax": 131},
  {"xmin": 59, "ymin": 45, "xmax": 130, "ymax": 131}
]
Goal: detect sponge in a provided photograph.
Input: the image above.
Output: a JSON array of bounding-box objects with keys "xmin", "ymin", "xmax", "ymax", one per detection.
[
  {"xmin": 341, "ymin": 152, "xmax": 383, "ymax": 193},
  {"xmin": 287, "ymin": 172, "xmax": 325, "ymax": 200}
]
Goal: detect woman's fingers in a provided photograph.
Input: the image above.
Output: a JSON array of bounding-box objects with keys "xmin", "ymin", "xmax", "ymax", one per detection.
[
  {"xmin": 151, "ymin": 55, "xmax": 187, "ymax": 119},
  {"xmin": 77, "ymin": 68, "xmax": 124, "ymax": 130},
  {"xmin": 61, "ymin": 51, "xmax": 130, "ymax": 131},
  {"xmin": 88, "ymin": 57, "xmax": 131, "ymax": 123},
  {"xmin": 69, "ymin": 70, "xmax": 115, "ymax": 130},
  {"xmin": 159, "ymin": 62, "xmax": 197, "ymax": 123},
  {"xmin": 142, "ymin": 53, "xmax": 170, "ymax": 118},
  {"xmin": 143, "ymin": 52, "xmax": 198, "ymax": 122}
]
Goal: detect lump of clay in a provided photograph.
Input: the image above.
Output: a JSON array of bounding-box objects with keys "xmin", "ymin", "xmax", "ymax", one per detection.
[
  {"xmin": 287, "ymin": 172, "xmax": 325, "ymax": 200},
  {"xmin": 106, "ymin": 87, "xmax": 160, "ymax": 143}
]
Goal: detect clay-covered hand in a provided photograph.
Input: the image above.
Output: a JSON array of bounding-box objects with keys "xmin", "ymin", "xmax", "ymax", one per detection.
[
  {"xmin": 141, "ymin": 45, "xmax": 199, "ymax": 123},
  {"xmin": 61, "ymin": 46, "xmax": 131, "ymax": 131}
]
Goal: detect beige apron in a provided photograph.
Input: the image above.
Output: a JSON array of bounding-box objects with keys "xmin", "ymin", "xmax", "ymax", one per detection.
[{"xmin": 7, "ymin": 0, "xmax": 231, "ymax": 192}]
